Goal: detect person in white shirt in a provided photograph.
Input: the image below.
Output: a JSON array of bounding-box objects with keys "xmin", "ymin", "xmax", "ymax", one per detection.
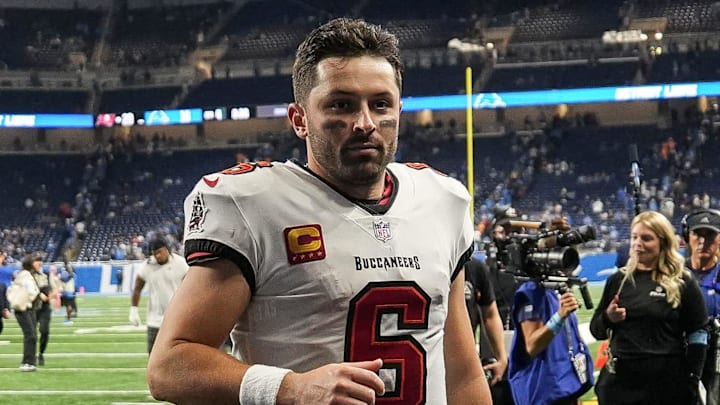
[{"xmin": 129, "ymin": 237, "xmax": 188, "ymax": 353}]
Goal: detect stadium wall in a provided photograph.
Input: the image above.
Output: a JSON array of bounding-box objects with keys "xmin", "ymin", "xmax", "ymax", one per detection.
[
  {"xmin": 0, "ymin": 252, "xmax": 620, "ymax": 294},
  {"xmin": 0, "ymin": 0, "xmax": 112, "ymax": 9},
  {"xmin": 0, "ymin": 261, "xmax": 143, "ymax": 294}
]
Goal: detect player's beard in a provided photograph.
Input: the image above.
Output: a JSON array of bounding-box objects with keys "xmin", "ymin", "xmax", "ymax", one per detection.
[{"xmin": 307, "ymin": 121, "xmax": 397, "ymax": 187}]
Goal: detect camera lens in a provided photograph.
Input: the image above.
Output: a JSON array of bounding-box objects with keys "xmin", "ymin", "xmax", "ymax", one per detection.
[
  {"xmin": 556, "ymin": 225, "xmax": 596, "ymax": 246},
  {"xmin": 526, "ymin": 247, "xmax": 579, "ymax": 274}
]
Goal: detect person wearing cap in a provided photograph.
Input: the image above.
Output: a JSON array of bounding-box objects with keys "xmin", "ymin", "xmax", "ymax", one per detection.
[
  {"xmin": 14, "ymin": 255, "xmax": 42, "ymax": 371},
  {"xmin": 683, "ymin": 208, "xmax": 720, "ymax": 404},
  {"xmin": 130, "ymin": 237, "xmax": 188, "ymax": 354},
  {"xmin": 31, "ymin": 255, "xmax": 56, "ymax": 366},
  {"xmin": 0, "ymin": 282, "xmax": 10, "ymax": 335}
]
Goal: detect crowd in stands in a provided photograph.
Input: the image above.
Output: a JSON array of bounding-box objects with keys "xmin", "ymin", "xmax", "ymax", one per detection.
[
  {"xmin": 6, "ymin": 104, "xmax": 718, "ymax": 265},
  {"xmin": 0, "ymin": 0, "xmax": 719, "ymax": 265}
]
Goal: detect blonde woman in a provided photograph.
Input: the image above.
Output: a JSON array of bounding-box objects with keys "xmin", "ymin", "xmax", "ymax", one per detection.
[{"xmin": 590, "ymin": 211, "xmax": 708, "ymax": 404}]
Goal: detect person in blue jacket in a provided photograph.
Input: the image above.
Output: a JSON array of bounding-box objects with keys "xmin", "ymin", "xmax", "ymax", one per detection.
[
  {"xmin": 0, "ymin": 282, "xmax": 11, "ymax": 335},
  {"xmin": 508, "ymin": 279, "xmax": 593, "ymax": 405},
  {"xmin": 683, "ymin": 208, "xmax": 720, "ymax": 405}
]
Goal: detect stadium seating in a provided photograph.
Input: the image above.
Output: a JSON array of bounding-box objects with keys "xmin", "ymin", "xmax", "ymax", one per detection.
[
  {"xmin": 490, "ymin": 0, "xmax": 624, "ymax": 43},
  {"xmin": 633, "ymin": 0, "xmax": 720, "ymax": 34},
  {"xmin": 98, "ymin": 86, "xmax": 182, "ymax": 113},
  {"xmin": 0, "ymin": 8, "xmax": 101, "ymax": 70},
  {"xmin": 1, "ymin": 0, "xmax": 720, "ymax": 264},
  {"xmin": 107, "ymin": 2, "xmax": 232, "ymax": 68},
  {"xmin": 645, "ymin": 49, "xmax": 720, "ymax": 83},
  {"xmin": 181, "ymin": 76, "xmax": 292, "ymax": 108},
  {"xmin": 0, "ymin": 89, "xmax": 89, "ymax": 113},
  {"xmin": 0, "ymin": 153, "xmax": 85, "ymax": 261},
  {"xmin": 484, "ymin": 61, "xmax": 638, "ymax": 92}
]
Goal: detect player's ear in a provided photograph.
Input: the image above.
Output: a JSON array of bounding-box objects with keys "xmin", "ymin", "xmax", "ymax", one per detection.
[{"xmin": 288, "ymin": 103, "xmax": 308, "ymax": 139}]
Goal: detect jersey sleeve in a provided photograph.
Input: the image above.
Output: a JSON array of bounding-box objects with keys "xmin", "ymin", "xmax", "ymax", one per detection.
[
  {"xmin": 446, "ymin": 176, "xmax": 475, "ymax": 282},
  {"xmin": 182, "ymin": 181, "xmax": 259, "ymax": 293},
  {"xmin": 135, "ymin": 262, "xmax": 149, "ymax": 282}
]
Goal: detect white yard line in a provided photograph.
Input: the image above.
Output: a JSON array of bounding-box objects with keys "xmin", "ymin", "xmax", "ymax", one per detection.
[
  {"xmin": 579, "ymin": 322, "xmax": 597, "ymax": 345},
  {"xmin": 0, "ymin": 390, "xmax": 150, "ymax": 395},
  {"xmin": 0, "ymin": 367, "xmax": 147, "ymax": 372},
  {"xmin": 0, "ymin": 353, "xmax": 147, "ymax": 358},
  {"xmin": 0, "ymin": 333, "xmax": 145, "ymax": 338}
]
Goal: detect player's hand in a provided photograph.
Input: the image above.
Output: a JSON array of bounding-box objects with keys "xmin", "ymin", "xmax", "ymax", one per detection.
[
  {"xmin": 278, "ymin": 358, "xmax": 385, "ymax": 405},
  {"xmin": 1, "ymin": 308, "xmax": 11, "ymax": 319},
  {"xmin": 484, "ymin": 357, "xmax": 508, "ymax": 386},
  {"xmin": 129, "ymin": 306, "xmax": 141, "ymax": 326},
  {"xmin": 606, "ymin": 294, "xmax": 626, "ymax": 323},
  {"xmin": 557, "ymin": 291, "xmax": 579, "ymax": 318}
]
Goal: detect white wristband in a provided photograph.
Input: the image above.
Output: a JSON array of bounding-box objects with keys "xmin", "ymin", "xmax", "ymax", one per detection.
[{"xmin": 239, "ymin": 364, "xmax": 292, "ymax": 405}]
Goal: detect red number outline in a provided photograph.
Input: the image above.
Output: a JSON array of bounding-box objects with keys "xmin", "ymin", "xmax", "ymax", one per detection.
[
  {"xmin": 345, "ymin": 281, "xmax": 430, "ymax": 405},
  {"xmin": 403, "ymin": 162, "xmax": 447, "ymax": 177},
  {"xmin": 220, "ymin": 161, "xmax": 272, "ymax": 175}
]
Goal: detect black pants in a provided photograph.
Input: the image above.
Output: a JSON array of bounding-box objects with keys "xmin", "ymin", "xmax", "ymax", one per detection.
[
  {"xmin": 147, "ymin": 326, "xmax": 159, "ymax": 354},
  {"xmin": 36, "ymin": 305, "xmax": 51, "ymax": 355},
  {"xmin": 15, "ymin": 309, "xmax": 37, "ymax": 366},
  {"xmin": 597, "ymin": 355, "xmax": 693, "ymax": 405},
  {"xmin": 490, "ymin": 378, "xmax": 515, "ymax": 405},
  {"xmin": 703, "ymin": 332, "xmax": 720, "ymax": 405}
]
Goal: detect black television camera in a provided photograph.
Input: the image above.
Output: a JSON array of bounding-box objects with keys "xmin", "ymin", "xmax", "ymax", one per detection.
[{"xmin": 493, "ymin": 219, "xmax": 596, "ymax": 309}]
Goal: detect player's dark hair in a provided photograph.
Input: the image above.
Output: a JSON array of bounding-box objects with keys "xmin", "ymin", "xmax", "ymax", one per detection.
[{"xmin": 292, "ymin": 17, "xmax": 403, "ymax": 104}]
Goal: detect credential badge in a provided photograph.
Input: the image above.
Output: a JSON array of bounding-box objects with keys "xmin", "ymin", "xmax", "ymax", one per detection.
[
  {"xmin": 373, "ymin": 219, "xmax": 392, "ymax": 242},
  {"xmin": 187, "ymin": 191, "xmax": 208, "ymax": 234}
]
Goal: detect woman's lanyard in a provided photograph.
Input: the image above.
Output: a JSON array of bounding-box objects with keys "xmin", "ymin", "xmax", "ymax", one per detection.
[{"xmin": 564, "ymin": 316, "xmax": 588, "ymax": 384}]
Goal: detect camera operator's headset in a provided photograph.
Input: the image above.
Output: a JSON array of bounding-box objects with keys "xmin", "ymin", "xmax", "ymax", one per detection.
[{"xmin": 680, "ymin": 208, "xmax": 720, "ymax": 243}]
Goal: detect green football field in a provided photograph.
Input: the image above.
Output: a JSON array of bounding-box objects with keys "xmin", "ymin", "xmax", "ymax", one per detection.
[
  {"xmin": 0, "ymin": 295, "xmax": 161, "ymax": 405},
  {"xmin": 0, "ymin": 286, "xmax": 606, "ymax": 405}
]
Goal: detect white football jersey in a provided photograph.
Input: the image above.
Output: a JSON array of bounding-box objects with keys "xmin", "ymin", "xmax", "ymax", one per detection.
[{"xmin": 183, "ymin": 160, "xmax": 474, "ymax": 405}]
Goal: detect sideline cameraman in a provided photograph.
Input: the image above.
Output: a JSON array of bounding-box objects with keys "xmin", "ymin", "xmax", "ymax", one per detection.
[
  {"xmin": 508, "ymin": 281, "xmax": 593, "ymax": 405},
  {"xmin": 489, "ymin": 214, "xmax": 524, "ymax": 328},
  {"xmin": 683, "ymin": 208, "xmax": 720, "ymax": 405},
  {"xmin": 465, "ymin": 256, "xmax": 515, "ymax": 405},
  {"xmin": 496, "ymin": 209, "xmax": 593, "ymax": 405}
]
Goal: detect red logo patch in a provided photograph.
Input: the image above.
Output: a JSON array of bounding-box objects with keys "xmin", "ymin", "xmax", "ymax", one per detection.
[{"xmin": 284, "ymin": 225, "xmax": 326, "ymax": 265}]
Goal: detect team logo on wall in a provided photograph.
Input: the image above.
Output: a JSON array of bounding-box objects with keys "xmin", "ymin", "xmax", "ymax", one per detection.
[
  {"xmin": 187, "ymin": 192, "xmax": 208, "ymax": 234},
  {"xmin": 284, "ymin": 224, "xmax": 326, "ymax": 265},
  {"xmin": 373, "ymin": 220, "xmax": 392, "ymax": 242}
]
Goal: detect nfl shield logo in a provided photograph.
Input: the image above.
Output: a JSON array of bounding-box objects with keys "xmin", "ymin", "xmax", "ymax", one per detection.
[{"xmin": 373, "ymin": 220, "xmax": 392, "ymax": 242}]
